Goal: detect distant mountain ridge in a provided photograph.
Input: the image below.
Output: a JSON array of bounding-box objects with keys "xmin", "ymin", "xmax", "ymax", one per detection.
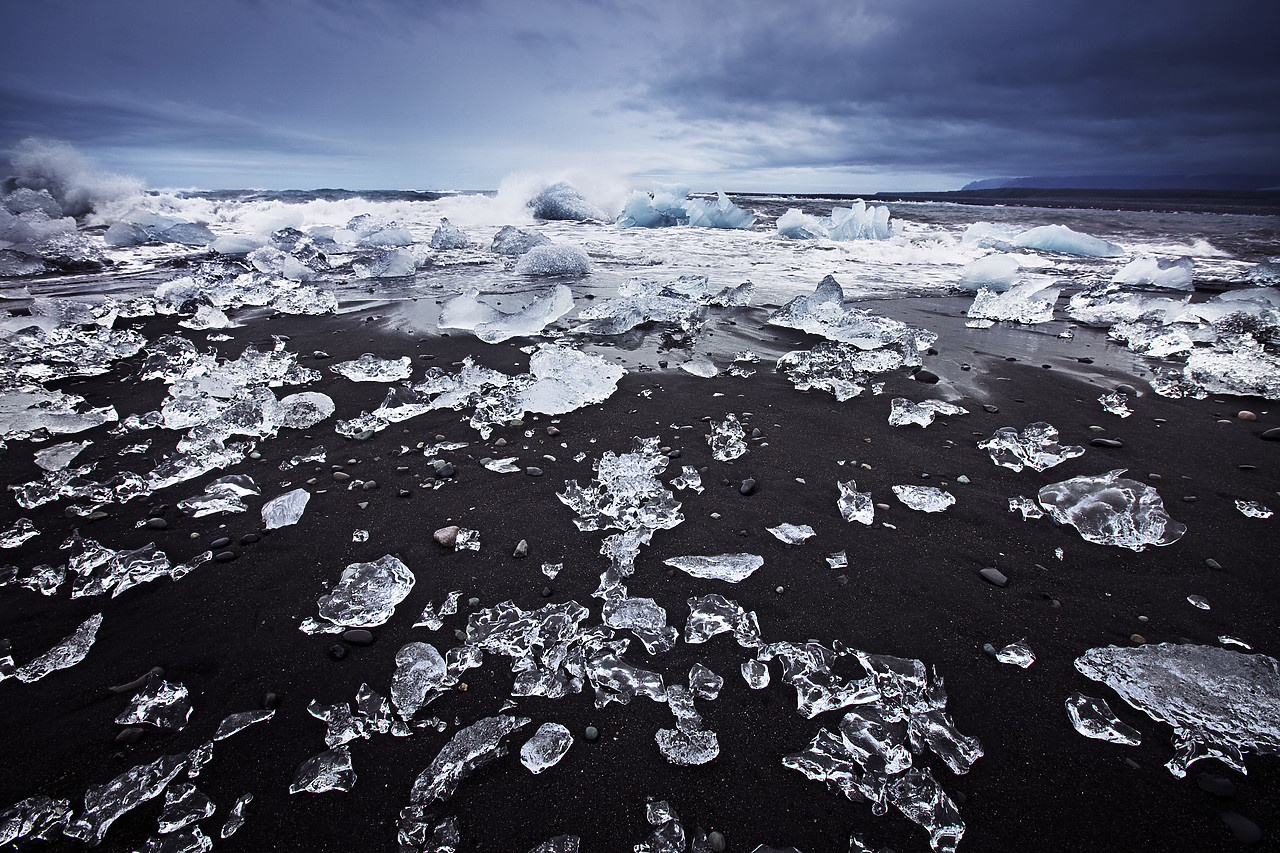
[{"xmin": 963, "ymin": 174, "xmax": 1280, "ymax": 191}]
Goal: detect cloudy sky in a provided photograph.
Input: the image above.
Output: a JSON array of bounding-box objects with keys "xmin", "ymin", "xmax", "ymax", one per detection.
[{"xmin": 2, "ymin": 0, "xmax": 1276, "ymax": 192}]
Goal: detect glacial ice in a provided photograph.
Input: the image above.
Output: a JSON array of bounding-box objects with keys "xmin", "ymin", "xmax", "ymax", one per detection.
[
  {"xmin": 33, "ymin": 440, "xmax": 91, "ymax": 471},
  {"xmin": 742, "ymin": 659, "xmax": 771, "ymax": 689},
  {"xmin": 290, "ymin": 746, "xmax": 356, "ymax": 794},
  {"xmin": 572, "ymin": 274, "xmax": 713, "ymax": 335},
  {"xmin": 439, "ymin": 286, "xmax": 574, "ymax": 342},
  {"xmin": 978, "ymin": 422, "xmax": 1084, "ymax": 472},
  {"xmin": 520, "ymin": 722, "xmax": 574, "ymax": 773},
  {"xmin": 304, "ymin": 554, "xmax": 415, "ymax": 633},
  {"xmin": 491, "ymin": 225, "xmax": 551, "ymax": 256},
  {"xmin": 685, "ymin": 594, "xmax": 762, "ymax": 648},
  {"xmin": 178, "ymin": 475, "xmax": 260, "ymax": 517},
  {"xmin": 1012, "ymin": 224, "xmax": 1125, "ymax": 258},
  {"xmin": 64, "ymin": 753, "xmax": 187, "ymax": 845},
  {"xmin": 1065, "ymin": 285, "xmax": 1191, "ymax": 327},
  {"xmin": 261, "ymin": 487, "xmax": 310, "ymax": 529},
  {"xmin": 776, "ymin": 341, "xmax": 903, "ymax": 401},
  {"xmin": 279, "ymin": 392, "xmax": 335, "ymax": 428},
  {"xmin": 213, "ymin": 709, "xmax": 275, "ymax": 741},
  {"xmin": 1064, "ymin": 692, "xmax": 1142, "ymax": 745},
  {"xmin": 115, "ymin": 673, "xmax": 193, "ymax": 730},
  {"xmin": 14, "ymin": 613, "xmax": 103, "ymax": 683},
  {"xmin": 966, "ymin": 278, "xmax": 1061, "ymax": 324},
  {"xmin": 0, "ymin": 387, "xmax": 118, "ymax": 440},
  {"xmin": 410, "ymin": 715, "xmax": 531, "ymax": 804},
  {"xmin": 1008, "ymin": 496, "xmax": 1044, "ymax": 520},
  {"xmin": 635, "ymin": 800, "xmax": 687, "ymax": 853},
  {"xmin": 104, "ymin": 210, "xmax": 214, "ymax": 247},
  {"xmin": 1112, "ymin": 254, "xmax": 1193, "ymax": 290},
  {"xmin": 670, "ymin": 465, "xmax": 704, "ymax": 493},
  {"xmin": 888, "ymin": 398, "xmax": 968, "ymax": 428},
  {"xmin": 689, "ymin": 663, "xmax": 724, "ymax": 700},
  {"xmin": 663, "ymin": 554, "xmax": 763, "ymax": 583},
  {"xmin": 0, "ymin": 517, "xmax": 38, "ymax": 549},
  {"xmin": 957, "ymin": 254, "xmax": 1020, "ymax": 292},
  {"xmin": 617, "ymin": 187, "xmax": 753, "ymax": 230},
  {"xmin": 892, "ymin": 486, "xmax": 955, "ymax": 513},
  {"xmin": 1075, "ymin": 643, "xmax": 1280, "ymax": 776},
  {"xmin": 529, "ymin": 182, "xmax": 607, "ymax": 222},
  {"xmin": 1097, "ymin": 392, "xmax": 1133, "ymax": 418},
  {"xmin": 330, "ymin": 353, "xmax": 412, "ymax": 382},
  {"xmin": 0, "ymin": 795, "xmax": 72, "ymax": 845},
  {"xmin": 1037, "ymin": 469, "xmax": 1185, "ymax": 551},
  {"xmin": 558, "ymin": 436, "xmax": 683, "ymax": 538},
  {"xmin": 528, "ymin": 835, "xmax": 580, "ymax": 853},
  {"xmin": 838, "ymin": 480, "xmax": 874, "ymax": 525},
  {"xmin": 708, "ymin": 414, "xmax": 747, "ymax": 461},
  {"xmin": 681, "ymin": 357, "xmax": 718, "ymax": 377},
  {"xmin": 157, "ymin": 783, "xmax": 215, "ymax": 834},
  {"xmin": 769, "ymin": 276, "xmax": 936, "ymax": 357},
  {"xmin": 775, "ymin": 201, "xmax": 891, "ymax": 241},
  {"xmin": 430, "ymin": 217, "xmax": 471, "ymax": 249},
  {"xmin": 602, "ymin": 597, "xmax": 678, "ymax": 654},
  {"xmin": 995, "ymin": 639, "xmax": 1035, "ymax": 668},
  {"xmin": 1235, "ymin": 500, "xmax": 1273, "ymax": 519},
  {"xmin": 220, "ymin": 793, "xmax": 252, "ymax": 839},
  {"xmin": 513, "ymin": 244, "xmax": 591, "ymax": 276},
  {"xmin": 767, "ymin": 523, "xmax": 816, "ymax": 544},
  {"xmin": 1183, "ymin": 343, "xmax": 1280, "ymax": 399},
  {"xmin": 656, "ymin": 727, "xmax": 721, "ymax": 765}
]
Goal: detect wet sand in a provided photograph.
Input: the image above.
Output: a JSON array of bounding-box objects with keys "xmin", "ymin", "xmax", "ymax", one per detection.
[{"xmin": 1, "ymin": 295, "xmax": 1277, "ymax": 852}]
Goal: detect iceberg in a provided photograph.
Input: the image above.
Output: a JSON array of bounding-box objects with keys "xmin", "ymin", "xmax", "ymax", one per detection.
[
  {"xmin": 1112, "ymin": 254, "xmax": 1194, "ymax": 290},
  {"xmin": 528, "ymin": 181, "xmax": 607, "ymax": 221},
  {"xmin": 1012, "ymin": 224, "xmax": 1125, "ymax": 257},
  {"xmin": 1037, "ymin": 469, "xmax": 1185, "ymax": 551},
  {"xmin": 513, "ymin": 244, "xmax": 591, "ymax": 276},
  {"xmin": 769, "ymin": 276, "xmax": 936, "ymax": 357}
]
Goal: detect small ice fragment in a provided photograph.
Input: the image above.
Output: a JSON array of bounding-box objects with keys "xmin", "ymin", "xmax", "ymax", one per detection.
[
  {"xmin": 219, "ymin": 793, "xmax": 252, "ymax": 839},
  {"xmin": 0, "ymin": 518, "xmax": 38, "ymax": 549},
  {"xmin": 15, "ymin": 613, "xmax": 103, "ymax": 683},
  {"xmin": 454, "ymin": 529, "xmax": 480, "ymax": 551},
  {"xmin": 1055, "ymin": 547, "xmax": 1064, "ymax": 560},
  {"xmin": 663, "ymin": 553, "xmax": 763, "ymax": 582},
  {"xmin": 1235, "ymin": 500, "xmax": 1273, "ymax": 519},
  {"xmin": 261, "ymin": 488, "xmax": 310, "ymax": 529},
  {"xmin": 290, "ymin": 746, "xmax": 355, "ymax": 794},
  {"xmin": 1098, "ymin": 392, "xmax": 1133, "ymax": 418},
  {"xmin": 409, "ymin": 715, "xmax": 531, "ymax": 804},
  {"xmin": 64, "ymin": 753, "xmax": 187, "ymax": 845},
  {"xmin": 670, "ymin": 466, "xmax": 704, "ymax": 494},
  {"xmin": 708, "ymin": 414, "xmax": 747, "ymax": 461},
  {"xmin": 541, "ymin": 562, "xmax": 562, "ymax": 579},
  {"xmin": 279, "ymin": 446, "xmax": 326, "ymax": 471},
  {"xmin": 483, "ymin": 457, "xmax": 521, "ymax": 473},
  {"xmin": 995, "ymin": 639, "xmax": 1035, "ymax": 668},
  {"xmin": 330, "ymin": 354, "xmax": 412, "ymax": 382},
  {"xmin": 33, "ymin": 440, "xmax": 91, "ymax": 471},
  {"xmin": 527, "ymin": 836, "xmax": 581, "ymax": 853},
  {"xmin": 158, "ymin": 783, "xmax": 215, "ymax": 834},
  {"xmin": 308, "ymin": 555, "xmax": 416, "ymax": 632},
  {"xmin": 681, "ymin": 358, "xmax": 718, "ymax": 378},
  {"xmin": 1064, "ymin": 692, "xmax": 1141, "ymax": 745},
  {"xmin": 837, "ymin": 480, "xmax": 874, "ymax": 525},
  {"xmin": 213, "ymin": 709, "xmax": 275, "ymax": 741},
  {"xmin": 892, "ymin": 486, "xmax": 955, "ymax": 513},
  {"xmin": 741, "ymin": 660, "xmax": 770, "ymax": 689},
  {"xmin": 391, "ymin": 642, "xmax": 450, "ymax": 720},
  {"xmin": 1038, "ymin": 469, "xmax": 1185, "ymax": 551},
  {"xmin": 1187, "ymin": 595, "xmax": 1210, "ymax": 610},
  {"xmin": 826, "ymin": 550, "xmax": 848, "ymax": 569},
  {"xmin": 655, "ymin": 727, "xmax": 720, "ymax": 765},
  {"xmin": 186, "ymin": 742, "xmax": 212, "ymax": 779},
  {"xmin": 978, "ymin": 422, "xmax": 1085, "ymax": 472},
  {"xmin": 688, "ymin": 663, "xmax": 724, "ymax": 700},
  {"xmin": 1008, "ymin": 496, "xmax": 1044, "ymax": 520},
  {"xmin": 519, "ymin": 722, "xmax": 573, "ymax": 774},
  {"xmin": 513, "ymin": 244, "xmax": 591, "ymax": 276},
  {"xmin": 1219, "ymin": 636, "xmax": 1252, "ymax": 650},
  {"xmin": 888, "ymin": 398, "xmax": 968, "ymax": 428},
  {"xmin": 767, "ymin": 523, "xmax": 815, "ymax": 544},
  {"xmin": 115, "ymin": 672, "xmax": 193, "ymax": 730},
  {"xmin": 352, "ymin": 529, "xmax": 368, "ymax": 543},
  {"xmin": 685, "ymin": 594, "xmax": 761, "ymax": 648}
]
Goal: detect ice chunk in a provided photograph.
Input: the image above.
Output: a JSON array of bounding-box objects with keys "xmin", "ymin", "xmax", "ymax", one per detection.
[
  {"xmin": 587, "ymin": 652, "xmax": 667, "ymax": 707},
  {"xmin": 354, "ymin": 246, "xmax": 419, "ymax": 278},
  {"xmin": 967, "ymin": 278, "xmax": 1060, "ymax": 324},
  {"xmin": 670, "ymin": 466, "xmax": 704, "ymax": 494},
  {"xmin": 656, "ymin": 727, "xmax": 720, "ymax": 765},
  {"xmin": 410, "ymin": 715, "xmax": 531, "ymax": 804},
  {"xmin": 767, "ymin": 523, "xmax": 815, "ymax": 544},
  {"xmin": 769, "ymin": 277, "xmax": 936, "ymax": 356},
  {"xmin": 762, "ymin": 641, "xmax": 880, "ymax": 719},
  {"xmin": 957, "ymin": 254, "xmax": 1021, "ymax": 292},
  {"xmin": 513, "ymin": 244, "xmax": 591, "ymax": 276},
  {"xmin": 709, "ymin": 280, "xmax": 755, "ymax": 307},
  {"xmin": 528, "ymin": 836, "xmax": 580, "ymax": 853},
  {"xmin": 0, "ymin": 387, "xmax": 118, "ymax": 440},
  {"xmin": 279, "ymin": 391, "xmax": 335, "ymax": 428},
  {"xmin": 1008, "ymin": 496, "xmax": 1044, "ymax": 520},
  {"xmin": 617, "ymin": 185, "xmax": 691, "ymax": 228},
  {"xmin": 1112, "ymin": 254, "xmax": 1193, "ymax": 290},
  {"xmin": 391, "ymin": 642, "xmax": 450, "ymax": 720},
  {"xmin": 742, "ymin": 659, "xmax": 770, "ymax": 689},
  {"xmin": 995, "ymin": 639, "xmax": 1035, "ymax": 668},
  {"xmin": 520, "ymin": 722, "xmax": 574, "ymax": 773},
  {"xmin": 483, "ymin": 457, "xmax": 521, "ymax": 473},
  {"xmin": 261, "ymin": 487, "xmax": 309, "ymax": 529},
  {"xmin": 104, "ymin": 209, "xmax": 214, "ymax": 247},
  {"xmin": 439, "ymin": 286, "xmax": 574, "ymax": 343},
  {"xmin": 491, "ymin": 225, "xmax": 550, "ymax": 255},
  {"xmin": 708, "ymin": 414, "xmax": 747, "ymax": 461},
  {"xmin": 837, "ymin": 480, "xmax": 874, "ymax": 525},
  {"xmin": 557, "ymin": 436, "xmax": 683, "ymax": 536},
  {"xmin": 158, "ymin": 783, "xmax": 215, "ymax": 834},
  {"xmin": 1097, "ymin": 392, "xmax": 1133, "ymax": 418},
  {"xmin": 429, "ymin": 217, "xmax": 471, "ymax": 249},
  {"xmin": 663, "ymin": 553, "xmax": 763, "ymax": 583},
  {"xmin": 290, "ymin": 746, "xmax": 356, "ymax": 794},
  {"xmin": 685, "ymin": 595, "xmax": 762, "ymax": 648},
  {"xmin": 685, "ymin": 191, "xmax": 755, "ymax": 229},
  {"xmin": 64, "ymin": 754, "xmax": 187, "ymax": 845},
  {"xmin": 33, "ymin": 439, "xmax": 91, "ymax": 471},
  {"xmin": 213, "ymin": 709, "xmax": 275, "ymax": 741},
  {"xmin": 414, "ymin": 591, "xmax": 463, "ymax": 631},
  {"xmin": 892, "ymin": 486, "xmax": 955, "ymax": 513},
  {"xmin": 179, "ymin": 475, "xmax": 260, "ymax": 518},
  {"xmin": 775, "ymin": 208, "xmax": 828, "ymax": 240},
  {"xmin": 330, "ymin": 353, "xmax": 412, "ymax": 382},
  {"xmin": 304, "ymin": 554, "xmax": 415, "ymax": 632},
  {"xmin": 219, "ymin": 793, "xmax": 252, "ymax": 839},
  {"xmin": 0, "ymin": 795, "xmax": 72, "ymax": 844},
  {"xmin": 681, "ymin": 357, "xmax": 718, "ymax": 378},
  {"xmin": 978, "ymin": 422, "xmax": 1085, "ymax": 472},
  {"xmin": 0, "ymin": 518, "xmax": 38, "ymax": 549},
  {"xmin": 887, "ymin": 768, "xmax": 966, "ymax": 853},
  {"xmin": 888, "ymin": 398, "xmax": 968, "ymax": 428},
  {"xmin": 776, "ymin": 341, "xmax": 902, "ymax": 401},
  {"xmin": 775, "ymin": 201, "xmax": 890, "ymax": 240},
  {"xmin": 1076, "ymin": 643, "xmax": 1280, "ymax": 776},
  {"xmin": 1037, "ymin": 469, "xmax": 1185, "ymax": 551},
  {"xmin": 15, "ymin": 613, "xmax": 102, "ymax": 682},
  {"xmin": 1012, "ymin": 224, "xmax": 1124, "ymax": 257},
  {"xmin": 826, "ymin": 550, "xmax": 848, "ymax": 569},
  {"xmin": 541, "ymin": 562, "xmax": 563, "ymax": 579},
  {"xmin": 1065, "ymin": 692, "xmax": 1141, "ymax": 745},
  {"xmin": 688, "ymin": 663, "xmax": 723, "ymax": 700},
  {"xmin": 115, "ymin": 672, "xmax": 193, "ymax": 730},
  {"xmin": 1184, "ymin": 343, "xmax": 1280, "ymax": 399},
  {"xmin": 1235, "ymin": 499, "xmax": 1273, "ymax": 519},
  {"xmin": 529, "ymin": 181, "xmax": 607, "ymax": 221},
  {"xmin": 603, "ymin": 596, "xmax": 678, "ymax": 654},
  {"xmin": 635, "ymin": 801, "xmax": 686, "ymax": 853}
]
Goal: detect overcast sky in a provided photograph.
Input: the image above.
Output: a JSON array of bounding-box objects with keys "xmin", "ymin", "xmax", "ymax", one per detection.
[{"xmin": 2, "ymin": 0, "xmax": 1276, "ymax": 192}]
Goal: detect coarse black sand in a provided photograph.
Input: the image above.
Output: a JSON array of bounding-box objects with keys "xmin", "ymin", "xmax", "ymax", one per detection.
[{"xmin": 1, "ymin": 295, "xmax": 1277, "ymax": 853}]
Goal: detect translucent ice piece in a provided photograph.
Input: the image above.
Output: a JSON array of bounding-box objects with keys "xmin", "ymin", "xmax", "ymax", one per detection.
[
  {"xmin": 685, "ymin": 594, "xmax": 762, "ymax": 648},
  {"xmin": 1187, "ymin": 594, "xmax": 1210, "ymax": 610},
  {"xmin": 670, "ymin": 465, "xmax": 704, "ymax": 493},
  {"xmin": 454, "ymin": 529, "xmax": 480, "ymax": 552},
  {"xmin": 1064, "ymin": 692, "xmax": 1141, "ymax": 745},
  {"xmin": 687, "ymin": 663, "xmax": 723, "ymax": 700},
  {"xmin": 1112, "ymin": 253, "xmax": 1193, "ymax": 289},
  {"xmin": 483, "ymin": 457, "xmax": 521, "ymax": 473},
  {"xmin": 138, "ymin": 825, "xmax": 212, "ymax": 852},
  {"xmin": 1097, "ymin": 392, "xmax": 1133, "ymax": 418},
  {"xmin": 767, "ymin": 523, "xmax": 815, "ymax": 544},
  {"xmin": 213, "ymin": 709, "xmax": 275, "ymax": 741},
  {"xmin": 528, "ymin": 836, "xmax": 581, "ymax": 853},
  {"xmin": 557, "ymin": 437, "xmax": 683, "ymax": 535},
  {"xmin": 279, "ymin": 391, "xmax": 335, "ymax": 428},
  {"xmin": 769, "ymin": 277, "xmax": 936, "ymax": 357},
  {"xmin": 887, "ymin": 767, "xmax": 966, "ymax": 853},
  {"xmin": 115, "ymin": 672, "xmax": 193, "ymax": 730},
  {"xmin": 708, "ymin": 414, "xmax": 747, "ymax": 461},
  {"xmin": 541, "ymin": 562, "xmax": 562, "ymax": 579},
  {"xmin": 826, "ymin": 550, "xmax": 848, "ymax": 569},
  {"xmin": 1013, "ymin": 224, "xmax": 1124, "ymax": 257},
  {"xmin": 588, "ymin": 653, "xmax": 667, "ymax": 708},
  {"xmin": 0, "ymin": 795, "xmax": 71, "ymax": 844},
  {"xmin": 65, "ymin": 753, "xmax": 187, "ymax": 845},
  {"xmin": 492, "ymin": 225, "xmax": 550, "ymax": 255},
  {"xmin": 978, "ymin": 422, "xmax": 1085, "ymax": 472},
  {"xmin": 742, "ymin": 659, "xmax": 770, "ymax": 689},
  {"xmin": 290, "ymin": 746, "xmax": 355, "ymax": 794},
  {"xmin": 440, "ymin": 286, "xmax": 574, "ymax": 343},
  {"xmin": 1075, "ymin": 643, "xmax": 1280, "ymax": 776},
  {"xmin": 261, "ymin": 487, "xmax": 309, "ymax": 529},
  {"xmin": 409, "ymin": 715, "xmax": 531, "ymax": 804},
  {"xmin": 520, "ymin": 722, "xmax": 573, "ymax": 773},
  {"xmin": 33, "ymin": 440, "xmax": 91, "ymax": 472},
  {"xmin": 656, "ymin": 728, "xmax": 720, "ymax": 765},
  {"xmin": 0, "ymin": 518, "xmax": 38, "ymax": 549},
  {"xmin": 310, "ymin": 554, "xmax": 415, "ymax": 631},
  {"xmin": 1235, "ymin": 500, "xmax": 1273, "ymax": 519},
  {"xmin": 513, "ymin": 244, "xmax": 591, "ymax": 276},
  {"xmin": 158, "ymin": 783, "xmax": 215, "ymax": 834},
  {"xmin": 414, "ymin": 591, "xmax": 463, "ymax": 631},
  {"xmin": 966, "ymin": 279, "xmax": 1060, "ymax": 324},
  {"xmin": 330, "ymin": 353, "xmax": 412, "ymax": 382},
  {"xmin": 995, "ymin": 639, "xmax": 1035, "ymax": 668},
  {"xmin": 762, "ymin": 641, "xmax": 880, "ymax": 719},
  {"xmin": 15, "ymin": 613, "xmax": 102, "ymax": 682},
  {"xmin": 219, "ymin": 793, "xmax": 252, "ymax": 839},
  {"xmin": 681, "ymin": 358, "xmax": 718, "ymax": 378},
  {"xmin": 392, "ymin": 642, "xmax": 450, "ymax": 720},
  {"xmin": 430, "ymin": 217, "xmax": 472, "ymax": 248},
  {"xmin": 663, "ymin": 553, "xmax": 762, "ymax": 582},
  {"xmin": 1038, "ymin": 469, "xmax": 1185, "ymax": 551},
  {"xmin": 892, "ymin": 486, "xmax": 955, "ymax": 513},
  {"xmin": 178, "ymin": 475, "xmax": 259, "ymax": 517},
  {"xmin": 635, "ymin": 799, "xmax": 687, "ymax": 853},
  {"xmin": 1008, "ymin": 496, "xmax": 1044, "ymax": 520},
  {"xmin": 888, "ymin": 398, "xmax": 967, "ymax": 428},
  {"xmin": 1185, "ymin": 344, "xmax": 1280, "ymax": 399},
  {"xmin": 838, "ymin": 480, "xmax": 874, "ymax": 525}
]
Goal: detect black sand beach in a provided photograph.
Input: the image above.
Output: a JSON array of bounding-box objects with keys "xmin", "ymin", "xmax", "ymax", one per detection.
[{"xmin": 1, "ymin": 294, "xmax": 1278, "ymax": 853}]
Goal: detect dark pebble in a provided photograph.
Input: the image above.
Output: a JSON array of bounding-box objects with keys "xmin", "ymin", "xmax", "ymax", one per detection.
[
  {"xmin": 145, "ymin": 517, "xmax": 168, "ymax": 530},
  {"xmin": 982, "ymin": 643, "xmax": 998, "ymax": 658},
  {"xmin": 1090, "ymin": 438, "xmax": 1124, "ymax": 448},
  {"xmin": 210, "ymin": 537, "xmax": 232, "ymax": 549},
  {"xmin": 1238, "ymin": 464, "xmax": 1257, "ymax": 471},
  {"xmin": 914, "ymin": 369, "xmax": 940, "ymax": 384},
  {"xmin": 115, "ymin": 727, "xmax": 146, "ymax": 745},
  {"xmin": 982, "ymin": 404, "xmax": 999, "ymax": 413},
  {"xmin": 665, "ymin": 568, "xmax": 676, "ymax": 579},
  {"xmin": 214, "ymin": 551, "xmax": 237, "ymax": 563},
  {"xmin": 329, "ymin": 644, "xmax": 348, "ymax": 660},
  {"xmin": 979, "ymin": 567, "xmax": 1008, "ymax": 587},
  {"xmin": 1005, "ymin": 356, "xmax": 1017, "ymax": 362},
  {"xmin": 1220, "ymin": 813, "xmax": 1263, "ymax": 845},
  {"xmin": 1182, "ymin": 495, "xmax": 1198, "ymax": 503},
  {"xmin": 668, "ymin": 449, "xmax": 681, "ymax": 459},
  {"xmin": 240, "ymin": 533, "xmax": 259, "ymax": 544},
  {"xmin": 435, "ymin": 463, "xmax": 454, "ymax": 478},
  {"xmin": 541, "ymin": 586, "xmax": 553, "ymax": 597},
  {"xmin": 362, "ymin": 480, "xmax": 378, "ymax": 491},
  {"xmin": 835, "ymin": 574, "xmax": 848, "ymax": 586},
  {"xmin": 147, "ymin": 505, "xmax": 168, "ymax": 518},
  {"xmin": 526, "ymin": 467, "xmax": 544, "ymax": 477},
  {"xmin": 547, "ymin": 426, "xmax": 561, "ymax": 436},
  {"xmin": 1261, "ymin": 427, "xmax": 1280, "ymax": 440},
  {"xmin": 1116, "ymin": 383, "xmax": 1138, "ymax": 396},
  {"xmin": 1205, "ymin": 558, "xmax": 1223, "ymax": 570},
  {"xmin": 263, "ymin": 692, "xmax": 280, "ymax": 710},
  {"xmin": 584, "ymin": 725, "xmax": 599, "ymax": 741},
  {"xmin": 751, "ymin": 427, "xmax": 763, "ymax": 438},
  {"xmin": 1042, "ymin": 364, "xmax": 1052, "ymax": 369},
  {"xmin": 708, "ymin": 831, "xmax": 726, "ymax": 852},
  {"xmin": 1197, "ymin": 773, "xmax": 1237, "ymax": 797},
  {"xmin": 1077, "ymin": 357, "xmax": 1094, "ymax": 364},
  {"xmin": 313, "ymin": 350, "xmax": 329, "ymax": 359},
  {"xmin": 342, "ymin": 629, "xmax": 374, "ymax": 646},
  {"xmin": 739, "ymin": 478, "xmax": 757, "ymax": 496}
]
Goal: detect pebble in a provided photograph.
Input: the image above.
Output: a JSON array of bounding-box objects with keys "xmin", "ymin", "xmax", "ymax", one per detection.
[
  {"xmin": 435, "ymin": 463, "xmax": 455, "ymax": 478},
  {"xmin": 668, "ymin": 449, "xmax": 681, "ymax": 459},
  {"xmin": 1090, "ymin": 438, "xmax": 1124, "ymax": 448},
  {"xmin": 1262, "ymin": 427, "xmax": 1280, "ymax": 440},
  {"xmin": 1220, "ymin": 813, "xmax": 1262, "ymax": 845},
  {"xmin": 956, "ymin": 475, "xmax": 970, "ymax": 484},
  {"xmin": 115, "ymin": 727, "xmax": 146, "ymax": 745},
  {"xmin": 1197, "ymin": 773, "xmax": 1237, "ymax": 797},
  {"xmin": 1116, "ymin": 384, "xmax": 1138, "ymax": 396},
  {"xmin": 739, "ymin": 478, "xmax": 757, "ymax": 496},
  {"xmin": 708, "ymin": 831, "xmax": 726, "ymax": 852},
  {"xmin": 513, "ymin": 539, "xmax": 528, "ymax": 558},
  {"xmin": 541, "ymin": 586, "xmax": 552, "ymax": 597},
  {"xmin": 914, "ymin": 369, "xmax": 940, "ymax": 384},
  {"xmin": 214, "ymin": 551, "xmax": 237, "ymax": 563},
  {"xmin": 147, "ymin": 505, "xmax": 167, "ymax": 518},
  {"xmin": 979, "ymin": 568, "xmax": 1007, "ymax": 587},
  {"xmin": 982, "ymin": 404, "xmax": 999, "ymax": 413},
  {"xmin": 1237, "ymin": 410, "xmax": 1257, "ymax": 421},
  {"xmin": 329, "ymin": 644, "xmax": 348, "ymax": 660},
  {"xmin": 357, "ymin": 502, "xmax": 369, "ymax": 510},
  {"xmin": 467, "ymin": 597, "xmax": 481, "ymax": 608},
  {"xmin": 434, "ymin": 526, "xmax": 460, "ymax": 548},
  {"xmin": 313, "ymin": 350, "xmax": 329, "ymax": 359},
  {"xmin": 1138, "ymin": 615, "xmax": 1149, "ymax": 623},
  {"xmin": 751, "ymin": 427, "xmax": 764, "ymax": 438},
  {"xmin": 1205, "ymin": 558, "xmax": 1223, "ymax": 570},
  {"xmin": 240, "ymin": 533, "xmax": 259, "ymax": 544},
  {"xmin": 1239, "ymin": 464, "xmax": 1257, "ymax": 471},
  {"xmin": 210, "ymin": 537, "xmax": 231, "ymax": 549},
  {"xmin": 398, "ymin": 489, "xmax": 412, "ymax": 498},
  {"xmin": 362, "ymin": 480, "xmax": 378, "ymax": 491},
  {"xmin": 584, "ymin": 725, "xmax": 599, "ymax": 741},
  {"xmin": 526, "ymin": 467, "xmax": 543, "ymax": 477},
  {"xmin": 1182, "ymin": 495, "xmax": 1198, "ymax": 503},
  {"xmin": 263, "ymin": 692, "xmax": 280, "ymax": 710},
  {"xmin": 331, "ymin": 471, "xmax": 350, "ymax": 482},
  {"xmin": 342, "ymin": 629, "xmax": 374, "ymax": 646},
  {"xmin": 454, "ymin": 629, "xmax": 468, "ymax": 642},
  {"xmin": 775, "ymin": 586, "xmax": 784, "ymax": 595},
  {"xmin": 145, "ymin": 517, "xmax": 168, "ymax": 530},
  {"xmin": 547, "ymin": 426, "xmax": 561, "ymax": 436},
  {"xmin": 835, "ymin": 574, "xmax": 848, "ymax": 586},
  {"xmin": 1130, "ymin": 634, "xmax": 1147, "ymax": 644}
]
